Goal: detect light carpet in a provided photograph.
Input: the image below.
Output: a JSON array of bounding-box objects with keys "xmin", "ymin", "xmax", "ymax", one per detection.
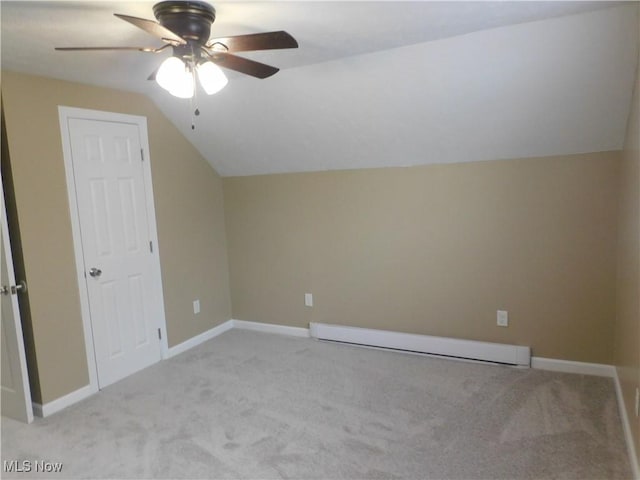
[{"xmin": 1, "ymin": 329, "xmax": 632, "ymax": 479}]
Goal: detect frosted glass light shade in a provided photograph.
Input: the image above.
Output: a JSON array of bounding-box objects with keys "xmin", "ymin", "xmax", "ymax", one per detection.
[
  {"xmin": 197, "ymin": 61, "xmax": 228, "ymax": 95},
  {"xmin": 156, "ymin": 56, "xmax": 194, "ymax": 99}
]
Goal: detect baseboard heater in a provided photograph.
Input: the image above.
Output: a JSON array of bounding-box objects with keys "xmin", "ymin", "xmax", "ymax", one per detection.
[{"xmin": 309, "ymin": 322, "xmax": 531, "ymax": 367}]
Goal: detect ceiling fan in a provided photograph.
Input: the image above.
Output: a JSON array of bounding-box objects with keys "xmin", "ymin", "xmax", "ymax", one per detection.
[{"xmin": 55, "ymin": 1, "xmax": 298, "ymax": 98}]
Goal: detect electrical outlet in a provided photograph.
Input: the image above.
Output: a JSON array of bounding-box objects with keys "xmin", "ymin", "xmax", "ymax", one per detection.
[
  {"xmin": 304, "ymin": 293, "xmax": 313, "ymax": 307},
  {"xmin": 635, "ymin": 388, "xmax": 639, "ymax": 417},
  {"xmin": 497, "ymin": 310, "xmax": 508, "ymax": 327},
  {"xmin": 193, "ymin": 299, "xmax": 200, "ymax": 314}
]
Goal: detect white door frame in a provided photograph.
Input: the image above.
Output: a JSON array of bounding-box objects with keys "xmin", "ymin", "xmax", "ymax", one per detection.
[{"xmin": 58, "ymin": 106, "xmax": 169, "ymax": 393}]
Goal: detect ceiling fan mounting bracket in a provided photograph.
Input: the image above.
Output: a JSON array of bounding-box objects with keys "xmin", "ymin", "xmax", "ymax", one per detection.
[{"xmin": 153, "ymin": 1, "xmax": 216, "ymax": 44}]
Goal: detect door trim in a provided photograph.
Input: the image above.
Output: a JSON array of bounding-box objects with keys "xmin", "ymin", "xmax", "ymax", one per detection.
[{"xmin": 58, "ymin": 106, "xmax": 169, "ymax": 393}]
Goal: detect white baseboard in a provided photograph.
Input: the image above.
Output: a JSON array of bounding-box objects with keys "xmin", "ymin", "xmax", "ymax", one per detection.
[
  {"xmin": 530, "ymin": 357, "xmax": 615, "ymax": 377},
  {"xmin": 32, "ymin": 383, "xmax": 97, "ymax": 418},
  {"xmin": 532, "ymin": 357, "xmax": 637, "ymax": 478},
  {"xmin": 232, "ymin": 319, "xmax": 310, "ymax": 338},
  {"xmin": 309, "ymin": 322, "xmax": 530, "ymax": 366},
  {"xmin": 167, "ymin": 319, "xmax": 234, "ymax": 358},
  {"xmin": 614, "ymin": 368, "xmax": 640, "ymax": 479},
  {"xmin": 32, "ymin": 321, "xmax": 234, "ymax": 417}
]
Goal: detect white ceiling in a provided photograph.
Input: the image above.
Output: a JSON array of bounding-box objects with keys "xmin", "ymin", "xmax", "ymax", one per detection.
[{"xmin": 2, "ymin": 1, "xmax": 639, "ymax": 176}]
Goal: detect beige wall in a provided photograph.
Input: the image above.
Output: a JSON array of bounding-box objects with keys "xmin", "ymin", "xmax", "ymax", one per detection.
[
  {"xmin": 614, "ymin": 20, "xmax": 640, "ymax": 464},
  {"xmin": 1, "ymin": 71, "xmax": 231, "ymax": 404},
  {"xmin": 0, "ymin": 65, "xmax": 632, "ymax": 417},
  {"xmin": 224, "ymin": 152, "xmax": 620, "ymax": 364}
]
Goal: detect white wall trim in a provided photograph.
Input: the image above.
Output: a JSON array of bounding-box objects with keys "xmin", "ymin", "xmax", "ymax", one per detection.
[
  {"xmin": 32, "ymin": 383, "xmax": 97, "ymax": 418},
  {"xmin": 614, "ymin": 369, "xmax": 640, "ymax": 479},
  {"xmin": 58, "ymin": 106, "xmax": 101, "ymax": 394},
  {"xmin": 167, "ymin": 320, "xmax": 234, "ymax": 358},
  {"xmin": 309, "ymin": 322, "xmax": 530, "ymax": 366},
  {"xmin": 531, "ymin": 357, "xmax": 616, "ymax": 377},
  {"xmin": 232, "ymin": 319, "xmax": 310, "ymax": 338},
  {"xmin": 532, "ymin": 356, "xmax": 639, "ymax": 477}
]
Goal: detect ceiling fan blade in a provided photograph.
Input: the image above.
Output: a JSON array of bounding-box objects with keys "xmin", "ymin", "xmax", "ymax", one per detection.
[
  {"xmin": 114, "ymin": 13, "xmax": 186, "ymax": 45},
  {"xmin": 55, "ymin": 46, "xmax": 166, "ymax": 53},
  {"xmin": 207, "ymin": 31, "xmax": 298, "ymax": 52},
  {"xmin": 205, "ymin": 51, "xmax": 279, "ymax": 79}
]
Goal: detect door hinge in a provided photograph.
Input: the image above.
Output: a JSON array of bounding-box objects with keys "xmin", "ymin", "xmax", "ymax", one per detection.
[
  {"xmin": 157, "ymin": 328, "xmax": 162, "ymax": 340},
  {"xmin": 141, "ymin": 148, "xmax": 144, "ymax": 161},
  {"xmin": 149, "ymin": 241, "xmax": 153, "ymax": 253}
]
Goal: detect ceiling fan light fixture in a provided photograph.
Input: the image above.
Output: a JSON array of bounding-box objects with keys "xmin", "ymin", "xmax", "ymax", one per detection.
[
  {"xmin": 55, "ymin": 2, "xmax": 298, "ymax": 102},
  {"xmin": 156, "ymin": 56, "xmax": 194, "ymax": 98},
  {"xmin": 197, "ymin": 61, "xmax": 228, "ymax": 95}
]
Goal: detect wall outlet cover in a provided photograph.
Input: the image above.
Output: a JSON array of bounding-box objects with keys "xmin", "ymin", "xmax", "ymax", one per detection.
[{"xmin": 497, "ymin": 310, "xmax": 509, "ymax": 327}]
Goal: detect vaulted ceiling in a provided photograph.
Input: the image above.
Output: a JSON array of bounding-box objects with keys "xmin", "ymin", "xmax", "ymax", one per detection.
[{"xmin": 2, "ymin": 1, "xmax": 638, "ymax": 176}]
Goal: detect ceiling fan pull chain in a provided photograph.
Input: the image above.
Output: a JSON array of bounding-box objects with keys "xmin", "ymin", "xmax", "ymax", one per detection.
[
  {"xmin": 191, "ymin": 61, "xmax": 199, "ymax": 130},
  {"xmin": 191, "ymin": 104, "xmax": 197, "ymax": 130}
]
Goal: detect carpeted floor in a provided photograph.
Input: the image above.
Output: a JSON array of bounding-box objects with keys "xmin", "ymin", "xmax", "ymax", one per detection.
[{"xmin": 1, "ymin": 329, "xmax": 632, "ymax": 479}]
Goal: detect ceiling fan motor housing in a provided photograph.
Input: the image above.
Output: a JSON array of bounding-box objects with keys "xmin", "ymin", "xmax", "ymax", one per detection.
[{"xmin": 153, "ymin": 1, "xmax": 216, "ymax": 45}]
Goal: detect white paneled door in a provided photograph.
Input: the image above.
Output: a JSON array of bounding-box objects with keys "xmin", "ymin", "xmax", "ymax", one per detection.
[
  {"xmin": 1, "ymin": 170, "xmax": 33, "ymax": 423},
  {"xmin": 67, "ymin": 116, "xmax": 163, "ymax": 388}
]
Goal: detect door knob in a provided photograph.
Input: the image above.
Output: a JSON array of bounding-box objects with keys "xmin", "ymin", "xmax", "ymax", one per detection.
[
  {"xmin": 89, "ymin": 267, "xmax": 102, "ymax": 278},
  {"xmin": 2, "ymin": 281, "xmax": 27, "ymax": 295},
  {"xmin": 10, "ymin": 280, "xmax": 27, "ymax": 294}
]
